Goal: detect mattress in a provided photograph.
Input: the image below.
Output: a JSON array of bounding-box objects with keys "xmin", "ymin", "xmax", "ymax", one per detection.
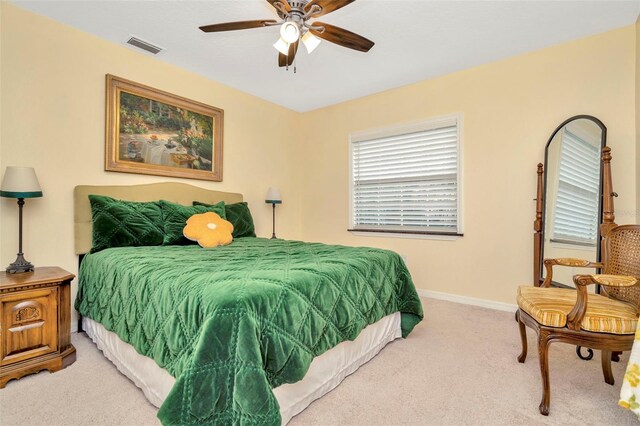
[{"xmin": 83, "ymin": 312, "xmax": 402, "ymax": 424}]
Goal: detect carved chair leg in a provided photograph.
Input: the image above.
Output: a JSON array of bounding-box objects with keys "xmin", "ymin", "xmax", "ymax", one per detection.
[
  {"xmin": 517, "ymin": 311, "xmax": 527, "ymax": 363},
  {"xmin": 538, "ymin": 332, "xmax": 551, "ymax": 416},
  {"xmin": 602, "ymin": 350, "xmax": 614, "ymax": 385}
]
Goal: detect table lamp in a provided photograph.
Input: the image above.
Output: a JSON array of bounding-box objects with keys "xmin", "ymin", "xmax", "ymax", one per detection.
[
  {"xmin": 0, "ymin": 167, "xmax": 43, "ymax": 273},
  {"xmin": 265, "ymin": 187, "xmax": 282, "ymax": 239}
]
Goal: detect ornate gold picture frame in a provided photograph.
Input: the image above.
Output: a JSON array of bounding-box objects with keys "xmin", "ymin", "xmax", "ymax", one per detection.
[{"xmin": 105, "ymin": 75, "xmax": 223, "ymax": 181}]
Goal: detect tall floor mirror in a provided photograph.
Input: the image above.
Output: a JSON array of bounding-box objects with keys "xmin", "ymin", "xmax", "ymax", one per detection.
[{"xmin": 534, "ymin": 115, "xmax": 608, "ymax": 287}]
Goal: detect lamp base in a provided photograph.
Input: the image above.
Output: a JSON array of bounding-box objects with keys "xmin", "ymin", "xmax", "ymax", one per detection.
[{"xmin": 6, "ymin": 253, "xmax": 34, "ymax": 274}]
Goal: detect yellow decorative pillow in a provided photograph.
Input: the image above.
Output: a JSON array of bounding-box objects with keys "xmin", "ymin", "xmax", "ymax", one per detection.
[{"xmin": 183, "ymin": 212, "xmax": 234, "ymax": 248}]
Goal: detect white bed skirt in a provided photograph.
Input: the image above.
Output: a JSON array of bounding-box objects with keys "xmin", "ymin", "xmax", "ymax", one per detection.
[{"xmin": 83, "ymin": 312, "xmax": 402, "ymax": 424}]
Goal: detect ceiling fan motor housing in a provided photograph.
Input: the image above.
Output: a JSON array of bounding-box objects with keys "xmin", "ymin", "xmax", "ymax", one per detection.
[
  {"xmin": 276, "ymin": 0, "xmax": 310, "ymax": 20},
  {"xmin": 288, "ymin": 1, "xmax": 309, "ymax": 9}
]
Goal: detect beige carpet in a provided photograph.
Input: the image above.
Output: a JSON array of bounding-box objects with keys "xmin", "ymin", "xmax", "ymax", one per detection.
[{"xmin": 0, "ymin": 298, "xmax": 637, "ymax": 425}]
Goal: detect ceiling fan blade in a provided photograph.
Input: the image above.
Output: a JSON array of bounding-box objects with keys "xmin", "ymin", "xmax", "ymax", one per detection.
[
  {"xmin": 199, "ymin": 20, "xmax": 277, "ymax": 33},
  {"xmin": 287, "ymin": 40, "xmax": 299, "ymax": 65},
  {"xmin": 310, "ymin": 22, "xmax": 374, "ymax": 52},
  {"xmin": 278, "ymin": 51, "xmax": 287, "ymax": 67},
  {"xmin": 278, "ymin": 40, "xmax": 299, "ymax": 67},
  {"xmin": 305, "ymin": 0, "xmax": 355, "ymax": 17},
  {"xmin": 267, "ymin": 0, "xmax": 291, "ymax": 12}
]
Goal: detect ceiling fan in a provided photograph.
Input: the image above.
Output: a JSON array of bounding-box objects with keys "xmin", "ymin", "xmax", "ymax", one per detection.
[{"xmin": 199, "ymin": 0, "xmax": 374, "ymax": 68}]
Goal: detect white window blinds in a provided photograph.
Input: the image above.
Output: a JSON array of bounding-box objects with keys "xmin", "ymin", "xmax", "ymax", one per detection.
[
  {"xmin": 552, "ymin": 128, "xmax": 600, "ymax": 245},
  {"xmin": 350, "ymin": 117, "xmax": 461, "ymax": 234}
]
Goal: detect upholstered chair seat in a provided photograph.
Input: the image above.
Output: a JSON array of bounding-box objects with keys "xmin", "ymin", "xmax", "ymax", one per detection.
[{"xmin": 517, "ymin": 286, "xmax": 637, "ymax": 334}]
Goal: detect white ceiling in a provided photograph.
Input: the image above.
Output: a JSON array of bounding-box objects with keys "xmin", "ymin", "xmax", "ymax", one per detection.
[{"xmin": 12, "ymin": 0, "xmax": 640, "ymax": 112}]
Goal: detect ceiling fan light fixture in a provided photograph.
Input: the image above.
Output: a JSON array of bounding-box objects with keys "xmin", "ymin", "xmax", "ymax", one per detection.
[
  {"xmin": 301, "ymin": 31, "xmax": 321, "ymax": 54},
  {"xmin": 273, "ymin": 37, "xmax": 290, "ymax": 55},
  {"xmin": 280, "ymin": 21, "xmax": 300, "ymax": 43}
]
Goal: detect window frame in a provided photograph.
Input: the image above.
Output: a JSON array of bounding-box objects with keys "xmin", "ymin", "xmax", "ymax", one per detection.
[{"xmin": 348, "ymin": 114, "xmax": 464, "ymax": 238}]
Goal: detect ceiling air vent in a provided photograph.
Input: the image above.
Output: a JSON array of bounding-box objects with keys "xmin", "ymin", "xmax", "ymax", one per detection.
[{"xmin": 126, "ymin": 37, "xmax": 163, "ymax": 55}]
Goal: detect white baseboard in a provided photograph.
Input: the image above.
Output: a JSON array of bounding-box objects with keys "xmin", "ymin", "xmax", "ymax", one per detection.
[{"xmin": 417, "ymin": 289, "xmax": 518, "ymax": 312}]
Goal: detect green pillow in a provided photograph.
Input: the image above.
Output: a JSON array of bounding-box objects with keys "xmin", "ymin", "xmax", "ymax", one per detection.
[
  {"xmin": 160, "ymin": 200, "xmax": 226, "ymax": 245},
  {"xmin": 89, "ymin": 195, "xmax": 164, "ymax": 253},
  {"xmin": 194, "ymin": 201, "xmax": 256, "ymax": 238}
]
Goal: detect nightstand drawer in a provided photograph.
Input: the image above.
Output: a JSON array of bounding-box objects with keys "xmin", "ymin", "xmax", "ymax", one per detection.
[{"xmin": 1, "ymin": 288, "xmax": 58, "ymax": 366}]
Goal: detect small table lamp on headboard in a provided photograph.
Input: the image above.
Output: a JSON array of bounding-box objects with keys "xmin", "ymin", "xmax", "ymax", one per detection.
[
  {"xmin": 265, "ymin": 187, "xmax": 282, "ymax": 239},
  {"xmin": 0, "ymin": 167, "xmax": 43, "ymax": 273}
]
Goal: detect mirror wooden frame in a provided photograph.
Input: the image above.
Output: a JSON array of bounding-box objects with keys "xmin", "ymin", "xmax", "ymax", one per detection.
[{"xmin": 533, "ymin": 115, "xmax": 615, "ymax": 286}]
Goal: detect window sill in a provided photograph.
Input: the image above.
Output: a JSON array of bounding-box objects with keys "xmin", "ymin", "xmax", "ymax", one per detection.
[
  {"xmin": 550, "ymin": 238, "xmax": 596, "ymax": 248},
  {"xmin": 548, "ymin": 240, "xmax": 596, "ymax": 252},
  {"xmin": 347, "ymin": 229, "xmax": 463, "ymax": 241}
]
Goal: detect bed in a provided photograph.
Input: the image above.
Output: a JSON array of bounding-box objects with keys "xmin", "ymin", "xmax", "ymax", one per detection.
[{"xmin": 73, "ymin": 182, "xmax": 424, "ymax": 425}]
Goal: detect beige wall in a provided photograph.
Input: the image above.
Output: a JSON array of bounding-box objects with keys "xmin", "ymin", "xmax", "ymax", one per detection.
[
  {"xmin": 298, "ymin": 26, "xmax": 637, "ymax": 305},
  {"xmin": 1, "ymin": 3, "xmax": 638, "ymax": 313},
  {"xmin": 637, "ymin": 16, "xmax": 640, "ymax": 223},
  {"xmin": 0, "ymin": 2, "xmax": 3, "ymax": 259},
  {"xmin": 0, "ymin": 4, "xmax": 302, "ymax": 326}
]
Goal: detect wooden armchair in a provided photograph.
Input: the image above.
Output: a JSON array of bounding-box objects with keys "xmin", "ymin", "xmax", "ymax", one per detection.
[{"xmin": 516, "ymin": 224, "xmax": 640, "ymax": 415}]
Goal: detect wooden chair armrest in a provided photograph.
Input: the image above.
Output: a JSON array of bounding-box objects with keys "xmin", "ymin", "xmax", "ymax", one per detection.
[
  {"xmin": 541, "ymin": 258, "xmax": 605, "ymax": 288},
  {"xmin": 565, "ymin": 274, "xmax": 597, "ymax": 330},
  {"xmin": 546, "ymin": 258, "xmax": 603, "ymax": 268},
  {"xmin": 590, "ymin": 274, "xmax": 638, "ymax": 287},
  {"xmin": 565, "ymin": 274, "xmax": 638, "ymax": 330}
]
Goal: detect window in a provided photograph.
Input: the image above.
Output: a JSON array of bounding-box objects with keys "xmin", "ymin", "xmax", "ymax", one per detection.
[
  {"xmin": 349, "ymin": 115, "xmax": 462, "ymax": 236},
  {"xmin": 551, "ymin": 127, "xmax": 600, "ymax": 246}
]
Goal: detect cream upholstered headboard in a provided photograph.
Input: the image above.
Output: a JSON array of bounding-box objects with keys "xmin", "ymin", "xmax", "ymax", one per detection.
[{"xmin": 74, "ymin": 182, "xmax": 243, "ymax": 255}]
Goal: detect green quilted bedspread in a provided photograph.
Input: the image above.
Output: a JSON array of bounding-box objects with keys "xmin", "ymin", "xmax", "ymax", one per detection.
[{"xmin": 75, "ymin": 238, "xmax": 423, "ymax": 425}]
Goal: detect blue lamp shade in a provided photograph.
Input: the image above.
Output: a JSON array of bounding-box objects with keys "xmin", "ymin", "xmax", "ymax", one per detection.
[
  {"xmin": 0, "ymin": 167, "xmax": 43, "ymax": 199},
  {"xmin": 265, "ymin": 187, "xmax": 282, "ymax": 204}
]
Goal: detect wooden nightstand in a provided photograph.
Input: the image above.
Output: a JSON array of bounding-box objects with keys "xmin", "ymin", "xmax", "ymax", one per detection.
[{"xmin": 0, "ymin": 267, "xmax": 76, "ymax": 388}]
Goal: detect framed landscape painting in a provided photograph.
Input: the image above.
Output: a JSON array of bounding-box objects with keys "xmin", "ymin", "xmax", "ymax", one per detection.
[{"xmin": 105, "ymin": 75, "xmax": 223, "ymax": 181}]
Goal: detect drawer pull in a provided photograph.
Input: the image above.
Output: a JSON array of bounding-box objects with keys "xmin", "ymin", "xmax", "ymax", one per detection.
[{"xmin": 9, "ymin": 320, "xmax": 44, "ymax": 333}]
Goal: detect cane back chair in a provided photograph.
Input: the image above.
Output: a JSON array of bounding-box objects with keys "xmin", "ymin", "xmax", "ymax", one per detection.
[{"xmin": 516, "ymin": 224, "xmax": 640, "ymax": 415}]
